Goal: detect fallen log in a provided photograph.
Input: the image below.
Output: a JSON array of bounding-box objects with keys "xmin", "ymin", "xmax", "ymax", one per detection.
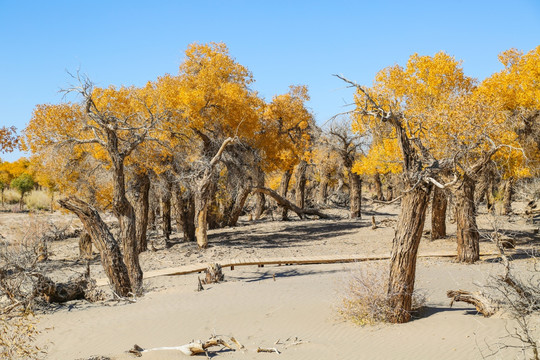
[
  {"xmin": 252, "ymin": 187, "xmax": 329, "ymax": 219},
  {"xmin": 447, "ymin": 289, "xmax": 498, "ymax": 317},
  {"xmin": 129, "ymin": 336, "xmax": 235, "ymax": 357}
]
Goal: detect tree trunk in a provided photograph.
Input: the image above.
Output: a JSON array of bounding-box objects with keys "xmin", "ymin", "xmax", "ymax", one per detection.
[
  {"xmin": 58, "ymin": 197, "xmax": 132, "ymax": 296},
  {"xmin": 110, "ymin": 155, "xmax": 142, "ymax": 295},
  {"xmin": 318, "ymin": 174, "xmax": 329, "ymax": 205},
  {"xmin": 386, "ymin": 185, "xmax": 394, "ymax": 201},
  {"xmin": 278, "ymin": 170, "xmax": 292, "ymax": 220},
  {"xmin": 374, "ymin": 172, "xmax": 384, "ymax": 201},
  {"xmin": 295, "ymin": 161, "xmax": 308, "ymax": 209},
  {"xmin": 431, "ymin": 186, "xmax": 447, "ymax": 240},
  {"xmin": 348, "ymin": 171, "xmax": 362, "ymax": 218},
  {"xmin": 131, "ymin": 172, "xmax": 150, "ymax": 254},
  {"xmin": 195, "ymin": 175, "xmax": 217, "ymax": 249},
  {"xmin": 387, "ymin": 185, "xmax": 431, "ymax": 323},
  {"xmin": 455, "ymin": 175, "xmax": 480, "ymax": 263},
  {"xmin": 78, "ymin": 230, "xmax": 93, "ymax": 259},
  {"xmin": 228, "ymin": 186, "xmax": 252, "ymax": 227},
  {"xmin": 502, "ymin": 177, "xmax": 515, "ymax": 215},
  {"xmin": 161, "ymin": 182, "xmax": 172, "ymax": 245},
  {"xmin": 177, "ymin": 190, "xmax": 196, "ymax": 242}
]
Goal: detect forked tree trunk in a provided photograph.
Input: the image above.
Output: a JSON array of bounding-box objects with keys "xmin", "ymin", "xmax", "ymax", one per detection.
[
  {"xmin": 388, "ymin": 185, "xmax": 431, "ymax": 323},
  {"xmin": 431, "ymin": 186, "xmax": 447, "ymax": 240},
  {"xmin": 455, "ymin": 175, "xmax": 479, "ymax": 263},
  {"xmin": 374, "ymin": 172, "xmax": 384, "ymax": 201},
  {"xmin": 502, "ymin": 177, "xmax": 515, "ymax": 215},
  {"xmin": 132, "ymin": 172, "xmax": 150, "ymax": 253},
  {"xmin": 348, "ymin": 171, "xmax": 362, "ymax": 218},
  {"xmin": 58, "ymin": 197, "xmax": 132, "ymax": 296},
  {"xmin": 295, "ymin": 161, "xmax": 308, "ymax": 209},
  {"xmin": 278, "ymin": 170, "xmax": 292, "ymax": 220},
  {"xmin": 193, "ymin": 137, "xmax": 236, "ymax": 248}
]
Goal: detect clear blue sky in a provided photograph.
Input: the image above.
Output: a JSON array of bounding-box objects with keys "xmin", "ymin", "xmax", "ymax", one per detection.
[{"xmin": 1, "ymin": 0, "xmax": 539, "ymax": 161}]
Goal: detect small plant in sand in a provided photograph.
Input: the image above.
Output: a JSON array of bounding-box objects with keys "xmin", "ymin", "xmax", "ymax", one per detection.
[{"xmin": 338, "ymin": 264, "xmax": 425, "ymax": 325}]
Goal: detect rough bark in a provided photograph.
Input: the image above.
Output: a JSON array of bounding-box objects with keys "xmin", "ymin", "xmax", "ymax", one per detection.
[
  {"xmin": 78, "ymin": 231, "xmax": 93, "ymax": 259},
  {"xmin": 278, "ymin": 170, "xmax": 292, "ymax": 220},
  {"xmin": 131, "ymin": 171, "xmax": 150, "ymax": 254},
  {"xmin": 58, "ymin": 197, "xmax": 132, "ymax": 296},
  {"xmin": 295, "ymin": 161, "xmax": 308, "ymax": 209},
  {"xmin": 387, "ymin": 185, "xmax": 431, "ymax": 323},
  {"xmin": 374, "ymin": 172, "xmax": 384, "ymax": 201},
  {"xmin": 502, "ymin": 177, "xmax": 515, "ymax": 215},
  {"xmin": 252, "ymin": 187, "xmax": 329, "ymax": 219},
  {"xmin": 455, "ymin": 175, "xmax": 480, "ymax": 263},
  {"xmin": 431, "ymin": 186, "xmax": 447, "ymax": 240},
  {"xmin": 348, "ymin": 171, "xmax": 362, "ymax": 218}
]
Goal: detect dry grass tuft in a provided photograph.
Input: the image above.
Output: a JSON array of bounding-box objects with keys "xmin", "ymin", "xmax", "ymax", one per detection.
[
  {"xmin": 338, "ymin": 264, "xmax": 425, "ymax": 325},
  {"xmin": 3, "ymin": 189, "xmax": 21, "ymax": 204},
  {"xmin": 24, "ymin": 190, "xmax": 51, "ymax": 211}
]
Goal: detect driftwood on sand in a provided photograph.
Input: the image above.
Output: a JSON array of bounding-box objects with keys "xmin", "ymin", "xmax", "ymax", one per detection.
[{"xmin": 447, "ymin": 289, "xmax": 498, "ymax": 317}]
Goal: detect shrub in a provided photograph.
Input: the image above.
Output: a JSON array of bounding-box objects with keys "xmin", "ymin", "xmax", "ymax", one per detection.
[
  {"xmin": 338, "ymin": 264, "xmax": 425, "ymax": 325},
  {"xmin": 24, "ymin": 190, "xmax": 51, "ymax": 211},
  {"xmin": 3, "ymin": 189, "xmax": 21, "ymax": 204}
]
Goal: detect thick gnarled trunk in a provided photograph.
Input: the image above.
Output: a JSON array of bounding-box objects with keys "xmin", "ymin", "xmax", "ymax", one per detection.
[
  {"xmin": 388, "ymin": 185, "xmax": 431, "ymax": 323},
  {"xmin": 455, "ymin": 176, "xmax": 479, "ymax": 263},
  {"xmin": 58, "ymin": 197, "xmax": 132, "ymax": 296},
  {"xmin": 431, "ymin": 186, "xmax": 447, "ymax": 240}
]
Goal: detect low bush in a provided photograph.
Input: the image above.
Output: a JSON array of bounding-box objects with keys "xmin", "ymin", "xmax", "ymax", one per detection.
[
  {"xmin": 24, "ymin": 190, "xmax": 51, "ymax": 211},
  {"xmin": 338, "ymin": 264, "xmax": 425, "ymax": 325}
]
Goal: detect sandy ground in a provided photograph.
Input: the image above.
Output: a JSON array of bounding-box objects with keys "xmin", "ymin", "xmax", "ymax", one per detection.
[{"xmin": 1, "ymin": 201, "xmax": 539, "ymax": 359}]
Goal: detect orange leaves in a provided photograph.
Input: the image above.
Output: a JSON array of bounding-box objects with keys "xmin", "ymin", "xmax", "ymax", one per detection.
[
  {"xmin": 260, "ymin": 85, "xmax": 314, "ymax": 172},
  {"xmin": 0, "ymin": 126, "xmax": 18, "ymax": 153}
]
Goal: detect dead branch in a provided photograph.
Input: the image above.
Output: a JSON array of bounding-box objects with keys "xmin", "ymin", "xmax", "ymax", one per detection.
[
  {"xmin": 252, "ymin": 187, "xmax": 329, "ymax": 219},
  {"xmin": 130, "ymin": 336, "xmax": 235, "ymax": 356},
  {"xmin": 257, "ymin": 347, "xmax": 281, "ymax": 354},
  {"xmin": 447, "ymin": 289, "xmax": 498, "ymax": 317}
]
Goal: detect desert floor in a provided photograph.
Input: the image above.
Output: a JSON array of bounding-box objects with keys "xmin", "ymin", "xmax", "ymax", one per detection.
[{"xmin": 1, "ymin": 201, "xmax": 539, "ymax": 360}]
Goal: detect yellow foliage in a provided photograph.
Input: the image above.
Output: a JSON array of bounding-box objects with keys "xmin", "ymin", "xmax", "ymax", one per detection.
[{"xmin": 353, "ymin": 138, "xmax": 402, "ymax": 176}]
